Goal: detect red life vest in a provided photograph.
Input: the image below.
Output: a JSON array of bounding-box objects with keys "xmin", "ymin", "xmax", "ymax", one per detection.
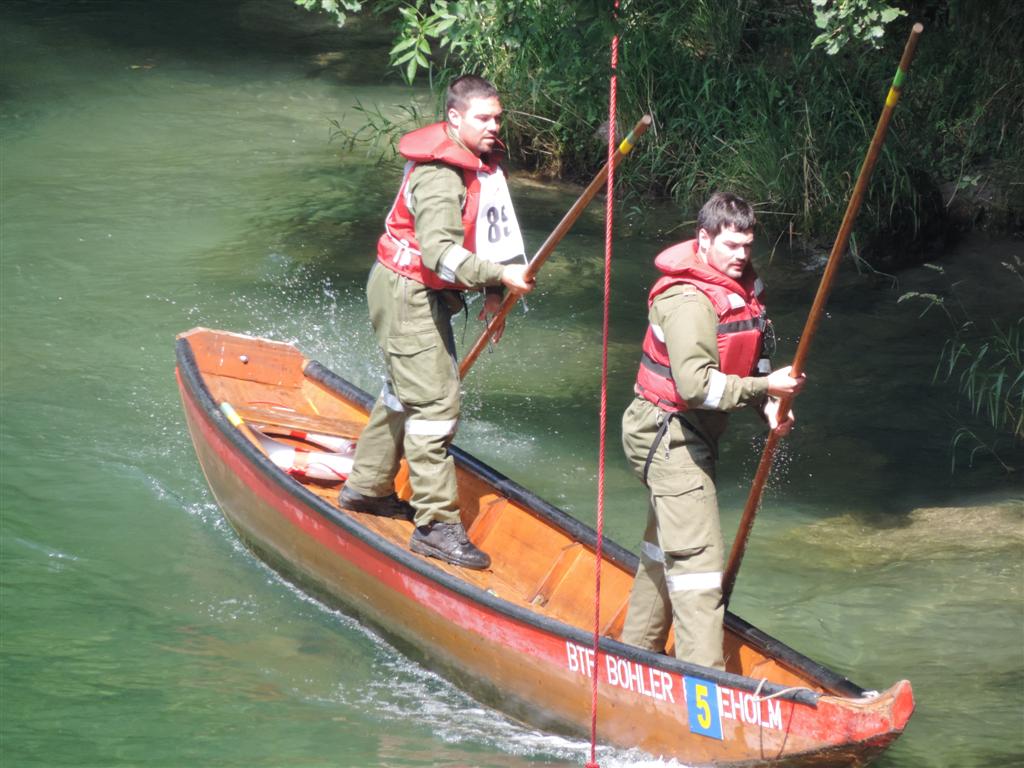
[
  {"xmin": 376, "ymin": 122, "xmax": 497, "ymax": 291},
  {"xmin": 634, "ymin": 239, "xmax": 767, "ymax": 413}
]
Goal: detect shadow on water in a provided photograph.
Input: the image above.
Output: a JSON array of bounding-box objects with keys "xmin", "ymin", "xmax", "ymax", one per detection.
[{"xmin": 2, "ymin": 0, "xmax": 393, "ymax": 79}]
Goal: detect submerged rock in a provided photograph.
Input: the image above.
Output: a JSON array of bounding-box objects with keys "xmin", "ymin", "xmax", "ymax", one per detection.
[{"xmin": 796, "ymin": 500, "xmax": 1024, "ymax": 561}]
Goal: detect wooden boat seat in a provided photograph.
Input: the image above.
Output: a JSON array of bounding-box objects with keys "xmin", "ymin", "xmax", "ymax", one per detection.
[{"xmin": 234, "ymin": 404, "xmax": 362, "ymax": 439}]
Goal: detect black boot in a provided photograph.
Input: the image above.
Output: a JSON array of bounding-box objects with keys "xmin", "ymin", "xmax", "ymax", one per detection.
[
  {"xmin": 410, "ymin": 521, "xmax": 491, "ymax": 570},
  {"xmin": 338, "ymin": 487, "xmax": 414, "ymax": 521}
]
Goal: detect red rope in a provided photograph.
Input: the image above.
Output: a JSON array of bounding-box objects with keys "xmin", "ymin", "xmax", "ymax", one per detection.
[{"xmin": 586, "ymin": 10, "xmax": 618, "ymax": 768}]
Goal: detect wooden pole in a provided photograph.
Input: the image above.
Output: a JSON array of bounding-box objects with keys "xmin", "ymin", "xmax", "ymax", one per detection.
[
  {"xmin": 220, "ymin": 401, "xmax": 269, "ymax": 454},
  {"xmin": 721, "ymin": 23, "xmax": 924, "ymax": 605},
  {"xmin": 458, "ymin": 115, "xmax": 653, "ymax": 380}
]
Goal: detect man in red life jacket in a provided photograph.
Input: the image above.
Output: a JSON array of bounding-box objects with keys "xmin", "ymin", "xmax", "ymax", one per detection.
[
  {"xmin": 621, "ymin": 192, "xmax": 806, "ymax": 669},
  {"xmin": 339, "ymin": 75, "xmax": 534, "ymax": 570}
]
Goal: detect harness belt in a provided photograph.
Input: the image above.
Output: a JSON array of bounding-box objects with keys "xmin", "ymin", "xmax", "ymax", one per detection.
[{"xmin": 641, "ymin": 409, "xmax": 719, "ymax": 487}]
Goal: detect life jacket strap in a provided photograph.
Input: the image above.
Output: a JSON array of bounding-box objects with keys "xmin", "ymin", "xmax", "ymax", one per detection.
[
  {"xmin": 717, "ymin": 312, "xmax": 767, "ymax": 335},
  {"xmin": 640, "ymin": 351, "xmax": 672, "ymax": 378}
]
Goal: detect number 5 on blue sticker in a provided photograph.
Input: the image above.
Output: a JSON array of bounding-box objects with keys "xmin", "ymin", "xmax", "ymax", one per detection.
[{"xmin": 684, "ymin": 676, "xmax": 723, "ymax": 739}]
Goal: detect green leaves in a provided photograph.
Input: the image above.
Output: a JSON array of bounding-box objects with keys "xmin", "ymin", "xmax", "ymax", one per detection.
[
  {"xmin": 294, "ymin": 0, "xmax": 362, "ymax": 28},
  {"xmin": 387, "ymin": 1, "xmax": 464, "ymax": 84},
  {"xmin": 811, "ymin": 0, "xmax": 906, "ymax": 55}
]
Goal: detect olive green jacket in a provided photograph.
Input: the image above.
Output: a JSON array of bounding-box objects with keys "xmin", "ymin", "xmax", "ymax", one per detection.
[{"xmin": 405, "ymin": 143, "xmax": 508, "ymax": 290}]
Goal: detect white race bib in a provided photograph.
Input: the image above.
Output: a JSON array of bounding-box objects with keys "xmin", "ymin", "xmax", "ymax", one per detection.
[{"xmin": 474, "ymin": 168, "xmax": 526, "ymax": 264}]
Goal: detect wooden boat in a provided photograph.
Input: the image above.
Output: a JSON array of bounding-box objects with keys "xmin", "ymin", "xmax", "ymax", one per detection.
[{"xmin": 176, "ymin": 327, "xmax": 914, "ymax": 766}]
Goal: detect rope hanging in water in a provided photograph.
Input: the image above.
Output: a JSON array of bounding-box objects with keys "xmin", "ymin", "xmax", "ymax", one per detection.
[{"xmin": 586, "ymin": 8, "xmax": 619, "ymax": 767}]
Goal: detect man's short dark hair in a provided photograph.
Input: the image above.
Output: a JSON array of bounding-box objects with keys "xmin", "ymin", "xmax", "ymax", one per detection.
[
  {"xmin": 446, "ymin": 75, "xmax": 499, "ymax": 115},
  {"xmin": 697, "ymin": 192, "xmax": 756, "ymax": 239}
]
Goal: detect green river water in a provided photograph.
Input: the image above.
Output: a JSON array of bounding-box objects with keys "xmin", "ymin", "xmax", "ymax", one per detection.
[{"xmin": 2, "ymin": 2, "xmax": 1021, "ymax": 766}]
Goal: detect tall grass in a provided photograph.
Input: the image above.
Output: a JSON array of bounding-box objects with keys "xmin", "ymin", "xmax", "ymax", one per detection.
[{"xmin": 899, "ymin": 258, "xmax": 1024, "ymax": 472}]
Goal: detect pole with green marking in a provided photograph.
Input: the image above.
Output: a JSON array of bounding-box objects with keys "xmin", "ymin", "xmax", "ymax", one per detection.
[
  {"xmin": 459, "ymin": 115, "xmax": 653, "ymax": 380},
  {"xmin": 721, "ymin": 23, "xmax": 924, "ymax": 605}
]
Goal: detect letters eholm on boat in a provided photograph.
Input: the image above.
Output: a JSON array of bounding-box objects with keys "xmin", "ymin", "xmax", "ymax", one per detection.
[{"xmin": 176, "ymin": 327, "xmax": 914, "ymax": 766}]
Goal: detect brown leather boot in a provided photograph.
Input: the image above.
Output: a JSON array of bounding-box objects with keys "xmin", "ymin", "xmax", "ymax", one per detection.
[
  {"xmin": 338, "ymin": 487, "xmax": 414, "ymax": 521},
  {"xmin": 410, "ymin": 521, "xmax": 490, "ymax": 570}
]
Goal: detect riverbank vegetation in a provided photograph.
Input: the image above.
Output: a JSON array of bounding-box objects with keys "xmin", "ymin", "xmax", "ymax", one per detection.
[
  {"xmin": 302, "ymin": 0, "xmax": 1022, "ymax": 270},
  {"xmin": 901, "ymin": 257, "xmax": 1024, "ymax": 473}
]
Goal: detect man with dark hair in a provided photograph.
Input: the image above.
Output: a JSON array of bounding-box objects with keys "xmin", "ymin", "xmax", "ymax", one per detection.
[
  {"xmin": 339, "ymin": 75, "xmax": 534, "ymax": 569},
  {"xmin": 446, "ymin": 73, "xmax": 499, "ymax": 113},
  {"xmin": 620, "ymin": 192, "xmax": 805, "ymax": 668}
]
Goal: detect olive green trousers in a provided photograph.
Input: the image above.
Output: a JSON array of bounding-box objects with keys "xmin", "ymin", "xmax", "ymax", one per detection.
[
  {"xmin": 620, "ymin": 397, "xmax": 726, "ymax": 670},
  {"xmin": 344, "ymin": 264, "xmax": 463, "ymax": 528}
]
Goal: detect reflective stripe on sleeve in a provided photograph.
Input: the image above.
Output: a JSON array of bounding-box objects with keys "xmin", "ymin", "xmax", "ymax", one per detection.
[
  {"xmin": 438, "ymin": 246, "xmax": 472, "ymax": 283},
  {"xmin": 641, "ymin": 541, "xmax": 665, "ymax": 564},
  {"xmin": 667, "ymin": 571, "xmax": 722, "ymax": 592},
  {"xmin": 406, "ymin": 417, "xmax": 458, "ymax": 437},
  {"xmin": 702, "ymin": 369, "xmax": 727, "ymax": 408},
  {"xmin": 650, "ymin": 323, "xmax": 666, "ymax": 342}
]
